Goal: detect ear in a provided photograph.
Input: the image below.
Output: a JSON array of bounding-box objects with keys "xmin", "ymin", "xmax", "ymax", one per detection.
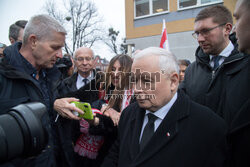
[
  {"xmin": 29, "ymin": 34, "xmax": 37, "ymax": 50},
  {"xmin": 224, "ymin": 23, "xmax": 233, "ymax": 35},
  {"xmin": 9, "ymin": 37, "xmax": 15, "ymax": 44},
  {"xmin": 169, "ymin": 72, "xmax": 179, "ymax": 92}
]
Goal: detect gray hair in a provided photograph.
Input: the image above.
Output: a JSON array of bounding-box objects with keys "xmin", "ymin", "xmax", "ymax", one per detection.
[
  {"xmin": 134, "ymin": 47, "xmax": 179, "ymax": 75},
  {"xmin": 73, "ymin": 47, "xmax": 94, "ymax": 59},
  {"xmin": 23, "ymin": 14, "xmax": 67, "ymax": 45}
]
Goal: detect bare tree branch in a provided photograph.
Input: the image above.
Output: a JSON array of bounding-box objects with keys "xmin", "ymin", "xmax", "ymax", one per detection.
[{"xmin": 44, "ymin": 0, "xmax": 103, "ymax": 55}]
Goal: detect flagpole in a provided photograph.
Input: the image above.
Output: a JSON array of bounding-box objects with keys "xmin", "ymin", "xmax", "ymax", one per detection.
[{"xmin": 160, "ymin": 19, "xmax": 170, "ymax": 51}]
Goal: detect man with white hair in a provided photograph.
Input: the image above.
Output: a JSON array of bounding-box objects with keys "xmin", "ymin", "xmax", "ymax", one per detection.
[
  {"xmin": 0, "ymin": 14, "xmax": 71, "ymax": 166},
  {"xmin": 60, "ymin": 47, "xmax": 95, "ymax": 95},
  {"xmin": 101, "ymin": 47, "xmax": 227, "ymax": 167}
]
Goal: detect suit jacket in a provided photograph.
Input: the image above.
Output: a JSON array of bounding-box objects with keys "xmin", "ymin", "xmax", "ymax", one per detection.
[
  {"xmin": 102, "ymin": 90, "xmax": 227, "ymax": 167},
  {"xmin": 58, "ymin": 70, "xmax": 97, "ymax": 97}
]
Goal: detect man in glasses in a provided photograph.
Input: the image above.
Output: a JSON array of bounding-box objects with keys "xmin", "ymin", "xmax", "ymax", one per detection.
[
  {"xmin": 180, "ymin": 5, "xmax": 248, "ymax": 120},
  {"xmin": 59, "ymin": 47, "xmax": 96, "ymax": 95}
]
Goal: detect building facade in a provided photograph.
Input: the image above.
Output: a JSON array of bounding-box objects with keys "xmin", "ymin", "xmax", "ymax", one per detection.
[
  {"xmin": 125, "ymin": 0, "xmax": 236, "ymax": 62},
  {"xmin": 93, "ymin": 55, "xmax": 109, "ymax": 71}
]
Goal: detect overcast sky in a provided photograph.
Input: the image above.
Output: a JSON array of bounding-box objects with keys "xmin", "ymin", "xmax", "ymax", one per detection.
[{"xmin": 0, "ymin": 0, "xmax": 125, "ymax": 60}]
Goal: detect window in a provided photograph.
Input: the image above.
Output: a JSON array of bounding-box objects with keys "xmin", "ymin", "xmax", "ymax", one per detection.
[
  {"xmin": 179, "ymin": 0, "xmax": 197, "ymax": 9},
  {"xmin": 135, "ymin": 0, "xmax": 149, "ymax": 17},
  {"xmin": 178, "ymin": 0, "xmax": 223, "ymax": 10},
  {"xmin": 135, "ymin": 0, "xmax": 169, "ymax": 18},
  {"xmin": 153, "ymin": 0, "xmax": 168, "ymax": 14}
]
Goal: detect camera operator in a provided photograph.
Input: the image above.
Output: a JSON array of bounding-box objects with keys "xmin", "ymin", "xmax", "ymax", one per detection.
[
  {"xmin": 0, "ymin": 14, "xmax": 82, "ymax": 167},
  {"xmin": 56, "ymin": 54, "xmax": 74, "ymax": 80}
]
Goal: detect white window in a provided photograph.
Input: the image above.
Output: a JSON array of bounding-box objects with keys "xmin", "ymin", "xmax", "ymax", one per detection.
[
  {"xmin": 135, "ymin": 0, "xmax": 169, "ymax": 18},
  {"xmin": 178, "ymin": 0, "xmax": 223, "ymax": 10}
]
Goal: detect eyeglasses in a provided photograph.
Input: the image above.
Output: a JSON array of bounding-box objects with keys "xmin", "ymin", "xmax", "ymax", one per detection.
[
  {"xmin": 74, "ymin": 57, "xmax": 93, "ymax": 62},
  {"xmin": 192, "ymin": 23, "xmax": 226, "ymax": 39}
]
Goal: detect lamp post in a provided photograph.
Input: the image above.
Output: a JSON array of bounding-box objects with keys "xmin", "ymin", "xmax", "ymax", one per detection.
[{"xmin": 65, "ymin": 16, "xmax": 71, "ymax": 21}]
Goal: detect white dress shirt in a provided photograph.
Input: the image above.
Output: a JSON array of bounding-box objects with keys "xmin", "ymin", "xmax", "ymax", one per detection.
[
  {"xmin": 209, "ymin": 41, "xmax": 234, "ymax": 68},
  {"xmin": 76, "ymin": 71, "xmax": 94, "ymax": 90},
  {"xmin": 139, "ymin": 92, "xmax": 178, "ymax": 142}
]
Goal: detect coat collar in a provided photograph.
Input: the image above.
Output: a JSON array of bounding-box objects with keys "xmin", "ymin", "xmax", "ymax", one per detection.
[{"xmin": 128, "ymin": 90, "xmax": 190, "ymax": 165}]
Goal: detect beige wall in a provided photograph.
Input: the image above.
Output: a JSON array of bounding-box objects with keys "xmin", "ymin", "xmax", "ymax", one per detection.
[{"xmin": 125, "ymin": 0, "xmax": 237, "ymax": 40}]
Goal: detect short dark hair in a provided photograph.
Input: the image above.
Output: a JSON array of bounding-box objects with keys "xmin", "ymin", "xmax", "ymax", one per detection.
[
  {"xmin": 9, "ymin": 20, "xmax": 27, "ymax": 41},
  {"xmin": 15, "ymin": 20, "xmax": 28, "ymax": 29},
  {"xmin": 195, "ymin": 5, "xmax": 233, "ymax": 25},
  {"xmin": 178, "ymin": 59, "xmax": 191, "ymax": 66}
]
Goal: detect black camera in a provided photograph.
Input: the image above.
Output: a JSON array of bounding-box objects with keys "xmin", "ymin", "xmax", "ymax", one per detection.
[
  {"xmin": 0, "ymin": 102, "xmax": 47, "ymax": 162},
  {"xmin": 56, "ymin": 56, "xmax": 73, "ymax": 80}
]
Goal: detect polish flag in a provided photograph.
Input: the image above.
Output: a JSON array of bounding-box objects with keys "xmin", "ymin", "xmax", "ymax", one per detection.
[{"xmin": 160, "ymin": 19, "xmax": 170, "ymax": 51}]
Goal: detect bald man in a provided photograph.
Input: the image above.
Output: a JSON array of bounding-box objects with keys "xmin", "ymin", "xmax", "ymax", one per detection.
[
  {"xmin": 60, "ymin": 47, "xmax": 96, "ymax": 94},
  {"xmin": 226, "ymin": 1, "xmax": 250, "ymax": 166}
]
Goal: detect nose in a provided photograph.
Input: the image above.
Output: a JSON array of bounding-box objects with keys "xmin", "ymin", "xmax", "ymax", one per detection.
[
  {"xmin": 56, "ymin": 49, "xmax": 63, "ymax": 58},
  {"xmin": 133, "ymin": 80, "xmax": 143, "ymax": 94},
  {"xmin": 113, "ymin": 69, "xmax": 120, "ymax": 77},
  {"xmin": 197, "ymin": 33, "xmax": 205, "ymax": 42},
  {"xmin": 82, "ymin": 59, "xmax": 88, "ymax": 65}
]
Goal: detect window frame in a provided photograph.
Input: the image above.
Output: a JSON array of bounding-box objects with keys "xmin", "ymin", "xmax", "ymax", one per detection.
[
  {"xmin": 177, "ymin": 0, "xmax": 223, "ymax": 11},
  {"xmin": 134, "ymin": 0, "xmax": 170, "ymax": 19}
]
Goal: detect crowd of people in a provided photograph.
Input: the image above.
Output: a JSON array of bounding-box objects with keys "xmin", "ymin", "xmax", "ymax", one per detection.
[{"xmin": 0, "ymin": 0, "xmax": 250, "ymax": 167}]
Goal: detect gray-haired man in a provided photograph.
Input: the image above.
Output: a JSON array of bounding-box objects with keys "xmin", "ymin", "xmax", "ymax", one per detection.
[
  {"xmin": 102, "ymin": 47, "xmax": 227, "ymax": 167},
  {"xmin": 0, "ymin": 14, "xmax": 68, "ymax": 166}
]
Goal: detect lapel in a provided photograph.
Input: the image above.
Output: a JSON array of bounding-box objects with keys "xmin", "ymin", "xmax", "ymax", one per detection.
[
  {"xmin": 128, "ymin": 104, "xmax": 145, "ymax": 159},
  {"xmin": 133, "ymin": 91, "xmax": 190, "ymax": 166}
]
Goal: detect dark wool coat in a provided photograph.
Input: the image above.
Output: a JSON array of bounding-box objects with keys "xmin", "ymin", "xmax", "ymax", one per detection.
[
  {"xmin": 179, "ymin": 33, "xmax": 248, "ymax": 123},
  {"xmin": 102, "ymin": 90, "xmax": 227, "ymax": 167}
]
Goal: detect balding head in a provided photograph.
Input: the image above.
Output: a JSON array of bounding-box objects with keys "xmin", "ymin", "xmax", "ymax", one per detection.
[
  {"xmin": 234, "ymin": 0, "xmax": 250, "ymax": 54},
  {"xmin": 73, "ymin": 47, "xmax": 94, "ymax": 59},
  {"xmin": 132, "ymin": 47, "xmax": 179, "ymax": 112},
  {"xmin": 73, "ymin": 47, "xmax": 94, "ymax": 77}
]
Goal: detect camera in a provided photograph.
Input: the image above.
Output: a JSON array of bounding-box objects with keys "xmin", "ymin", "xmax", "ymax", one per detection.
[
  {"xmin": 56, "ymin": 56, "xmax": 73, "ymax": 80},
  {"xmin": 0, "ymin": 102, "xmax": 47, "ymax": 163}
]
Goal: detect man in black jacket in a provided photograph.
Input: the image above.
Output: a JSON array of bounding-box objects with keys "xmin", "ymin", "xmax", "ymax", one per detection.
[
  {"xmin": 101, "ymin": 47, "xmax": 227, "ymax": 167},
  {"xmin": 179, "ymin": 5, "xmax": 248, "ymax": 122},
  {"xmin": 225, "ymin": 1, "xmax": 250, "ymax": 166},
  {"xmin": 0, "ymin": 14, "xmax": 71, "ymax": 167},
  {"xmin": 59, "ymin": 47, "xmax": 96, "ymax": 96}
]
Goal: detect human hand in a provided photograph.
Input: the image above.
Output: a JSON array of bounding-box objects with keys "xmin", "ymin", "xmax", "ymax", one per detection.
[
  {"xmin": 86, "ymin": 113, "xmax": 100, "ymax": 126},
  {"xmin": 53, "ymin": 97, "xmax": 84, "ymax": 120},
  {"xmin": 104, "ymin": 108, "xmax": 121, "ymax": 126},
  {"xmin": 100, "ymin": 104, "xmax": 108, "ymax": 114}
]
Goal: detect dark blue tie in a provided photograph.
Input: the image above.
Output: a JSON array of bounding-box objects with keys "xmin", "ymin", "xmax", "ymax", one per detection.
[
  {"xmin": 212, "ymin": 56, "xmax": 221, "ymax": 70},
  {"xmin": 140, "ymin": 113, "xmax": 157, "ymax": 151},
  {"xmin": 82, "ymin": 78, "xmax": 89, "ymax": 86}
]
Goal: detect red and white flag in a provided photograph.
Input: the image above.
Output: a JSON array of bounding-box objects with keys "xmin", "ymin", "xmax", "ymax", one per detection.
[{"xmin": 160, "ymin": 19, "xmax": 170, "ymax": 51}]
